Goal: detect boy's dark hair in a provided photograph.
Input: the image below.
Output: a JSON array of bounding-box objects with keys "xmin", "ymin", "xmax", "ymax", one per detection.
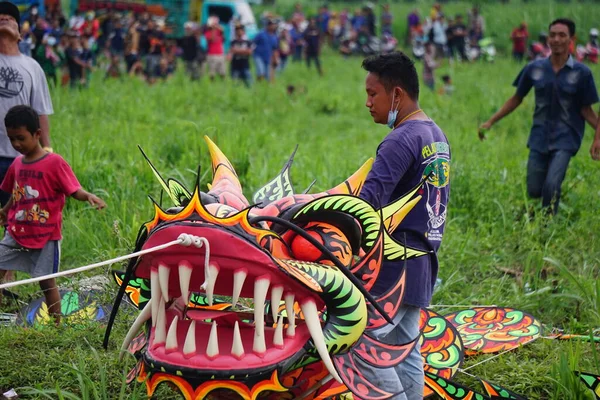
[
  {"xmin": 362, "ymin": 51, "xmax": 419, "ymax": 100},
  {"xmin": 442, "ymin": 74, "xmax": 451, "ymax": 83},
  {"xmin": 549, "ymin": 18, "xmax": 575, "ymax": 36},
  {"xmin": 4, "ymin": 105, "xmax": 40, "ymax": 135}
]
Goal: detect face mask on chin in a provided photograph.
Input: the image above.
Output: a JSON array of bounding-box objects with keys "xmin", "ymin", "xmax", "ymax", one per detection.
[{"xmin": 386, "ymin": 89, "xmax": 401, "ymax": 129}]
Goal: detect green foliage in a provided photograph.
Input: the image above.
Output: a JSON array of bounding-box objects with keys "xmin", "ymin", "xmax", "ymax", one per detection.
[{"xmin": 1, "ymin": 2, "xmax": 600, "ymax": 398}]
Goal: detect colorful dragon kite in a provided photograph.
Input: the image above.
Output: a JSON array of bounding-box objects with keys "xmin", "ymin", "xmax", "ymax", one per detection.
[{"xmin": 105, "ymin": 136, "xmax": 433, "ymax": 400}]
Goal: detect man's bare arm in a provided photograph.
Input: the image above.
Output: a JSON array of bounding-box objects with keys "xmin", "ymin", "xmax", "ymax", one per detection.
[{"xmin": 39, "ymin": 115, "xmax": 51, "ymax": 148}]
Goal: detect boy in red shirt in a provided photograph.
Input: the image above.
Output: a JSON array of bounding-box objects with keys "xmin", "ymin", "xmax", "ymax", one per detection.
[{"xmin": 0, "ymin": 105, "xmax": 106, "ymax": 324}]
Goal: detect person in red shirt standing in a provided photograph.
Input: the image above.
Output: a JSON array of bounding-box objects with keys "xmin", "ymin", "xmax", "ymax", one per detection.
[
  {"xmin": 0, "ymin": 106, "xmax": 105, "ymax": 324},
  {"xmin": 204, "ymin": 16, "xmax": 226, "ymax": 80},
  {"xmin": 511, "ymin": 22, "xmax": 529, "ymax": 62}
]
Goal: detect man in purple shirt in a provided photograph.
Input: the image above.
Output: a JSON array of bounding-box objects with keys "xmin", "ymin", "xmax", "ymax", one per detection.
[{"xmin": 360, "ymin": 52, "xmax": 450, "ymax": 399}]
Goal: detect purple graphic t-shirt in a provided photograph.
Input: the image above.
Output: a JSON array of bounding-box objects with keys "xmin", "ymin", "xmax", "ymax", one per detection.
[{"xmin": 359, "ymin": 120, "xmax": 450, "ymax": 307}]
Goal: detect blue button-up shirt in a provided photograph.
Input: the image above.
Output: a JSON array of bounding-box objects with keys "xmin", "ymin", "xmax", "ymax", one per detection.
[{"xmin": 513, "ymin": 56, "xmax": 598, "ymax": 154}]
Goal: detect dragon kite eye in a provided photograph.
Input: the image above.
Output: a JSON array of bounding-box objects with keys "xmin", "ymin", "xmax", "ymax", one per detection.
[{"xmin": 287, "ymin": 222, "xmax": 353, "ymax": 267}]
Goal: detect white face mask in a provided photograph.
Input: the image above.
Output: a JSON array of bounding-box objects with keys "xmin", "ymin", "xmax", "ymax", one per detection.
[{"xmin": 386, "ymin": 90, "xmax": 401, "ymax": 129}]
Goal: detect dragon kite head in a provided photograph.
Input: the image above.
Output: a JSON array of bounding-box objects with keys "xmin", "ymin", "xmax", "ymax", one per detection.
[{"xmin": 114, "ymin": 136, "xmax": 430, "ymax": 400}]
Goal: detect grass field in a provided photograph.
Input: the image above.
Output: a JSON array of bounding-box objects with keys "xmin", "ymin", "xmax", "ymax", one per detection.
[{"xmin": 1, "ymin": 1, "xmax": 600, "ymax": 399}]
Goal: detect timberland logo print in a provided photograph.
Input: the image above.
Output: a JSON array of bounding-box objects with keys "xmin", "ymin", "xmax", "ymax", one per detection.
[{"xmin": 0, "ymin": 67, "xmax": 24, "ymax": 98}]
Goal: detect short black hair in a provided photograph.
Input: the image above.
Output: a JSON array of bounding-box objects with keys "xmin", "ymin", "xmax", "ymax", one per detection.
[
  {"xmin": 4, "ymin": 105, "xmax": 40, "ymax": 135},
  {"xmin": 442, "ymin": 74, "xmax": 451, "ymax": 83},
  {"xmin": 549, "ymin": 18, "xmax": 575, "ymax": 36},
  {"xmin": 362, "ymin": 51, "xmax": 419, "ymax": 100}
]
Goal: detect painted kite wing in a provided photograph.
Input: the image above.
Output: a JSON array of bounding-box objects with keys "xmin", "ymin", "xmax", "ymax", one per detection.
[
  {"xmin": 112, "ymin": 271, "xmax": 150, "ymax": 309},
  {"xmin": 576, "ymin": 371, "xmax": 600, "ymax": 399},
  {"xmin": 419, "ymin": 309, "xmax": 465, "ymax": 376},
  {"xmin": 424, "ymin": 372, "xmax": 490, "ymax": 400},
  {"xmin": 252, "ymin": 146, "xmax": 297, "ymax": 205},
  {"xmin": 444, "ymin": 307, "xmax": 542, "ymax": 354},
  {"xmin": 479, "ymin": 379, "xmax": 528, "ymax": 399}
]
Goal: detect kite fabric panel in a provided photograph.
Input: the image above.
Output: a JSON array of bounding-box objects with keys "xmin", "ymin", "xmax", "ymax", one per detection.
[
  {"xmin": 576, "ymin": 371, "xmax": 600, "ymax": 399},
  {"xmin": 420, "ymin": 308, "xmax": 465, "ymax": 398},
  {"xmin": 444, "ymin": 307, "xmax": 542, "ymax": 354}
]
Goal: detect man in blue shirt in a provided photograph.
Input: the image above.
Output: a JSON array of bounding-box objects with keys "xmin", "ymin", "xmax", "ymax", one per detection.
[
  {"xmin": 253, "ymin": 19, "xmax": 279, "ymax": 82},
  {"xmin": 360, "ymin": 52, "xmax": 450, "ymax": 399},
  {"xmin": 480, "ymin": 18, "xmax": 598, "ymax": 214}
]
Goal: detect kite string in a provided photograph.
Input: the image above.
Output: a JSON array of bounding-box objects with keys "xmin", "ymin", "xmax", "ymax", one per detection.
[
  {"xmin": 461, "ymin": 337, "xmax": 540, "ymax": 371},
  {"xmin": 0, "ymin": 233, "xmax": 208, "ymax": 291}
]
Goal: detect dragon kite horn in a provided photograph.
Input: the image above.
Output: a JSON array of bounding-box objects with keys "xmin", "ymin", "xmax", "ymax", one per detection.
[
  {"xmin": 326, "ymin": 158, "xmax": 374, "ymax": 196},
  {"xmin": 204, "ymin": 135, "xmax": 242, "ymax": 191}
]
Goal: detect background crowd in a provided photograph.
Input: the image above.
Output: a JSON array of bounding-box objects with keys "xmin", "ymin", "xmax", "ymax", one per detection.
[{"xmin": 11, "ymin": 1, "xmax": 600, "ymax": 89}]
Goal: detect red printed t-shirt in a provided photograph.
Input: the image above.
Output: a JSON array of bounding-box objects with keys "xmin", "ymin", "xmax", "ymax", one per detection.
[
  {"xmin": 204, "ymin": 28, "xmax": 224, "ymax": 55},
  {"xmin": 0, "ymin": 154, "xmax": 81, "ymax": 249}
]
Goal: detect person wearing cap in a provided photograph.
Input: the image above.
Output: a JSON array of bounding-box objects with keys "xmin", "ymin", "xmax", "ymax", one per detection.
[{"xmin": 480, "ymin": 18, "xmax": 599, "ymax": 215}]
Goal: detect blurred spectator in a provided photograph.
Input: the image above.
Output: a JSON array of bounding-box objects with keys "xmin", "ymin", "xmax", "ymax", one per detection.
[
  {"xmin": 278, "ymin": 28, "xmax": 292, "ymax": 72},
  {"xmin": 109, "ymin": 18, "xmax": 125, "ymax": 56},
  {"xmin": 580, "ymin": 28, "xmax": 599, "ymax": 63},
  {"xmin": 511, "ymin": 22, "xmax": 529, "ymax": 62},
  {"xmin": 304, "ymin": 17, "xmax": 323, "ymax": 76},
  {"xmin": 290, "ymin": 18, "xmax": 304, "ymax": 62},
  {"xmin": 69, "ymin": 9, "xmax": 84, "ymax": 31},
  {"xmin": 430, "ymin": 15, "xmax": 447, "ymax": 58},
  {"xmin": 430, "ymin": 3, "xmax": 442, "ymax": 20},
  {"xmin": 204, "ymin": 16, "xmax": 226, "ymax": 81},
  {"xmin": 253, "ymin": 19, "xmax": 279, "ymax": 82},
  {"xmin": 291, "ymin": 2, "xmax": 304, "ymax": 24},
  {"xmin": 80, "ymin": 36, "xmax": 93, "ymax": 87},
  {"xmin": 49, "ymin": 18, "xmax": 63, "ymax": 42},
  {"xmin": 469, "ymin": 23, "xmax": 483, "ymax": 49},
  {"xmin": 351, "ymin": 9, "xmax": 364, "ymax": 33},
  {"xmin": 381, "ymin": 4, "xmax": 393, "ymax": 36},
  {"xmin": 80, "ymin": 11, "xmax": 99, "ymax": 39},
  {"xmin": 327, "ymin": 11, "xmax": 341, "ymax": 46},
  {"xmin": 18, "ymin": 21, "xmax": 33, "ymax": 56},
  {"xmin": 363, "ymin": 5, "xmax": 375, "ymax": 37},
  {"xmin": 467, "ymin": 6, "xmax": 485, "ymax": 35},
  {"xmin": 98, "ymin": 9, "xmax": 114, "ymax": 51},
  {"xmin": 147, "ymin": 20, "xmax": 166, "ymax": 83},
  {"xmin": 65, "ymin": 32, "xmax": 84, "ymax": 88},
  {"xmin": 229, "ymin": 24, "xmax": 252, "ymax": 87},
  {"xmin": 124, "ymin": 20, "xmax": 140, "ymax": 73},
  {"xmin": 317, "ymin": 5, "xmax": 330, "ymax": 36},
  {"xmin": 423, "ymin": 41, "xmax": 438, "ymax": 90},
  {"xmin": 35, "ymin": 35, "xmax": 61, "ymax": 86},
  {"xmin": 449, "ymin": 14, "xmax": 467, "ymax": 61},
  {"xmin": 406, "ymin": 8, "xmax": 420, "ymax": 45},
  {"xmin": 529, "ymin": 32, "xmax": 550, "ymax": 60},
  {"xmin": 179, "ymin": 22, "xmax": 200, "ymax": 80}
]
